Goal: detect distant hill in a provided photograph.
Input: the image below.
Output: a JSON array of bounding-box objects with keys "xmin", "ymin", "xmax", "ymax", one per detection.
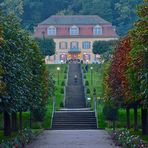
[{"xmin": 1, "ymin": 0, "xmax": 143, "ymax": 36}]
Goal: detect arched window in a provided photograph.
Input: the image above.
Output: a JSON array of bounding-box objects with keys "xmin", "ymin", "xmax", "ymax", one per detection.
[
  {"xmin": 70, "ymin": 25, "xmax": 79, "ymax": 35},
  {"xmin": 93, "ymin": 25, "xmax": 102, "ymax": 35},
  {"xmin": 47, "ymin": 26, "xmax": 56, "ymax": 36}
]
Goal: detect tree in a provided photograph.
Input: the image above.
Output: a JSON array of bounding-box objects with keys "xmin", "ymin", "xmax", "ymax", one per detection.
[
  {"xmin": 0, "ymin": 0, "xmax": 23, "ymax": 20},
  {"xmin": 113, "ymin": 0, "xmax": 142, "ymax": 36},
  {"xmin": 92, "ymin": 41, "xmax": 116, "ymax": 55},
  {"xmin": 0, "ymin": 13, "xmax": 51, "ymax": 136},
  {"xmin": 108, "ymin": 37, "xmax": 132, "ymax": 106},
  {"xmin": 35, "ymin": 38, "xmax": 55, "ymax": 56},
  {"xmin": 128, "ymin": 0, "xmax": 148, "ymax": 135},
  {"xmin": 22, "ymin": 0, "xmax": 72, "ymax": 30},
  {"xmin": 107, "ymin": 37, "xmax": 135, "ymax": 130},
  {"xmin": 0, "ymin": 16, "xmax": 6, "ymax": 103}
]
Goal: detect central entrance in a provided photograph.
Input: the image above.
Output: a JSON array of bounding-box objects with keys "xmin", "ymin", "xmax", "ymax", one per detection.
[{"xmin": 68, "ymin": 53, "xmax": 81, "ymax": 59}]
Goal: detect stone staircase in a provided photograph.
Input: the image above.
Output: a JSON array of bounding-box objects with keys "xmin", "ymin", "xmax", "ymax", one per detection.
[{"xmin": 52, "ymin": 64, "xmax": 97, "ymax": 130}]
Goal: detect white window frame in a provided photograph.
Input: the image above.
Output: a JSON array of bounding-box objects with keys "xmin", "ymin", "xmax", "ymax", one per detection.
[
  {"xmin": 47, "ymin": 26, "xmax": 56, "ymax": 36},
  {"xmin": 70, "ymin": 25, "xmax": 79, "ymax": 35},
  {"xmin": 93, "ymin": 25, "xmax": 102, "ymax": 35}
]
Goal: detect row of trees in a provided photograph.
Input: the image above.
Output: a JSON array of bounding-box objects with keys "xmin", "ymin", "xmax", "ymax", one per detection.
[
  {"xmin": 0, "ymin": 12, "xmax": 53, "ymax": 136},
  {"xmin": 103, "ymin": 0, "xmax": 148, "ymax": 135},
  {"xmin": 0, "ymin": 0, "xmax": 142, "ymax": 36}
]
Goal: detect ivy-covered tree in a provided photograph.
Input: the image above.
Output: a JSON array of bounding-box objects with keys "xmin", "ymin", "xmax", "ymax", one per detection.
[{"xmin": 35, "ymin": 38, "xmax": 55, "ymax": 56}]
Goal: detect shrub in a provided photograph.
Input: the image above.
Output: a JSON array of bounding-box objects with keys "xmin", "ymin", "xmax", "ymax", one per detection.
[
  {"xmin": 1, "ymin": 128, "xmax": 33, "ymax": 147},
  {"xmin": 61, "ymin": 81, "xmax": 65, "ymax": 86},
  {"xmin": 84, "ymin": 74, "xmax": 86, "ymax": 79},
  {"xmin": 110, "ymin": 129, "xmax": 147, "ymax": 147},
  {"xmin": 85, "ymin": 80, "xmax": 89, "ymax": 86},
  {"xmin": 103, "ymin": 104, "xmax": 118, "ymax": 121},
  {"xmin": 60, "ymin": 102, "xmax": 64, "ymax": 108},
  {"xmin": 64, "ymin": 67, "xmax": 67, "ymax": 73},
  {"xmin": 87, "ymin": 88, "xmax": 90, "ymax": 94},
  {"xmin": 64, "ymin": 75, "xmax": 67, "ymax": 79},
  {"xmin": 61, "ymin": 88, "xmax": 64, "ymax": 94}
]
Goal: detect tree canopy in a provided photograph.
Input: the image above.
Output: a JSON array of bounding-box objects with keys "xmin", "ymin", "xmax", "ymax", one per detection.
[
  {"xmin": 103, "ymin": 0, "xmax": 148, "ymax": 135},
  {"xmin": 92, "ymin": 41, "xmax": 116, "ymax": 55},
  {"xmin": 0, "ymin": 12, "xmax": 55, "ymax": 135},
  {"xmin": 35, "ymin": 38, "xmax": 55, "ymax": 56}
]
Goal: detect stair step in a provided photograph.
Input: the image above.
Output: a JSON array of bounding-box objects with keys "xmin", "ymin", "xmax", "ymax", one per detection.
[
  {"xmin": 59, "ymin": 108, "xmax": 91, "ymax": 111},
  {"xmin": 52, "ymin": 64, "xmax": 97, "ymax": 130},
  {"xmin": 52, "ymin": 125, "xmax": 97, "ymax": 129}
]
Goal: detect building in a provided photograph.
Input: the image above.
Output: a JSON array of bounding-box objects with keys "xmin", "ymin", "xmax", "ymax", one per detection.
[{"xmin": 34, "ymin": 15, "xmax": 118, "ymax": 64}]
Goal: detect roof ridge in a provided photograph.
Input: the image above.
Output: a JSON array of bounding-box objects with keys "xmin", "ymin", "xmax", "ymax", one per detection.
[{"xmin": 39, "ymin": 15, "xmax": 111, "ymax": 25}]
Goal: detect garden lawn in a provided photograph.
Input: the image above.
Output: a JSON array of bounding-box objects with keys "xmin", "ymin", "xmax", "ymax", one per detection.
[
  {"xmin": 47, "ymin": 64, "xmax": 67, "ymax": 110},
  {"xmin": 83, "ymin": 63, "xmax": 105, "ymax": 128}
]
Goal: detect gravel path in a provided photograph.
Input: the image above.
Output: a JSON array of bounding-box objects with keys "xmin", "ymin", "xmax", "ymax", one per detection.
[{"xmin": 26, "ymin": 130, "xmax": 120, "ymax": 148}]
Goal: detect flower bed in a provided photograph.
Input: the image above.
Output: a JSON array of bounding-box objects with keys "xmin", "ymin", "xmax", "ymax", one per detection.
[
  {"xmin": 110, "ymin": 128, "xmax": 148, "ymax": 148},
  {"xmin": 0, "ymin": 128, "xmax": 33, "ymax": 148}
]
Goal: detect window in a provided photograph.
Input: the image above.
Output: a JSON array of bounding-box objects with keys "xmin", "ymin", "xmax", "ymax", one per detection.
[
  {"xmin": 70, "ymin": 26, "xmax": 79, "ymax": 35},
  {"xmin": 59, "ymin": 42, "xmax": 67, "ymax": 49},
  {"xmin": 93, "ymin": 25, "xmax": 102, "ymax": 35},
  {"xmin": 83, "ymin": 42, "xmax": 91, "ymax": 49},
  {"xmin": 47, "ymin": 26, "xmax": 56, "ymax": 35},
  {"xmin": 71, "ymin": 41, "xmax": 79, "ymax": 49}
]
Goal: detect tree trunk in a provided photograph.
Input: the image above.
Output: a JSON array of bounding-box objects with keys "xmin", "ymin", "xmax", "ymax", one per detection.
[
  {"xmin": 126, "ymin": 107, "xmax": 130, "ymax": 129},
  {"xmin": 142, "ymin": 108, "xmax": 148, "ymax": 135},
  {"xmin": 30, "ymin": 111, "xmax": 32, "ymax": 129},
  {"xmin": 12, "ymin": 112, "xmax": 18, "ymax": 131},
  {"xmin": 19, "ymin": 111, "xmax": 22, "ymax": 130},
  {"xmin": 134, "ymin": 105, "xmax": 138, "ymax": 131},
  {"xmin": 4, "ymin": 111, "xmax": 11, "ymax": 136},
  {"xmin": 113, "ymin": 121, "xmax": 115, "ymax": 131}
]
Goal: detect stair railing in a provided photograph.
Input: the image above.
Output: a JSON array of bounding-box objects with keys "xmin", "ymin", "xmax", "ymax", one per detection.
[
  {"xmin": 93, "ymin": 88, "xmax": 98, "ymax": 128},
  {"xmin": 64, "ymin": 64, "xmax": 69, "ymax": 107},
  {"xmin": 80, "ymin": 64, "xmax": 87, "ymax": 106},
  {"xmin": 50, "ymin": 96, "xmax": 56, "ymax": 128},
  {"xmin": 66, "ymin": 64, "xmax": 69, "ymax": 86},
  {"xmin": 80, "ymin": 64, "xmax": 84, "ymax": 86}
]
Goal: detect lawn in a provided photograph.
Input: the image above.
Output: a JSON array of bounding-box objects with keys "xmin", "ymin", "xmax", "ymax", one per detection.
[
  {"xmin": 83, "ymin": 63, "xmax": 104, "ymax": 110},
  {"xmin": 47, "ymin": 64, "xmax": 68, "ymax": 110}
]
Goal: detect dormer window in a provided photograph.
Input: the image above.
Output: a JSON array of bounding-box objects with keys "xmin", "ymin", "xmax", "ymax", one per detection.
[
  {"xmin": 47, "ymin": 26, "xmax": 56, "ymax": 36},
  {"xmin": 93, "ymin": 25, "xmax": 102, "ymax": 35},
  {"xmin": 70, "ymin": 25, "xmax": 79, "ymax": 35}
]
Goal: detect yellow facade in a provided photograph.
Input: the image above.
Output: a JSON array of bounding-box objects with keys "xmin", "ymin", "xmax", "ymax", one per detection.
[{"xmin": 45, "ymin": 37, "xmax": 118, "ymax": 64}]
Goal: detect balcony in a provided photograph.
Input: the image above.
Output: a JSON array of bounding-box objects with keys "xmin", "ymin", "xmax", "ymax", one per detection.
[{"xmin": 68, "ymin": 48, "xmax": 81, "ymax": 53}]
